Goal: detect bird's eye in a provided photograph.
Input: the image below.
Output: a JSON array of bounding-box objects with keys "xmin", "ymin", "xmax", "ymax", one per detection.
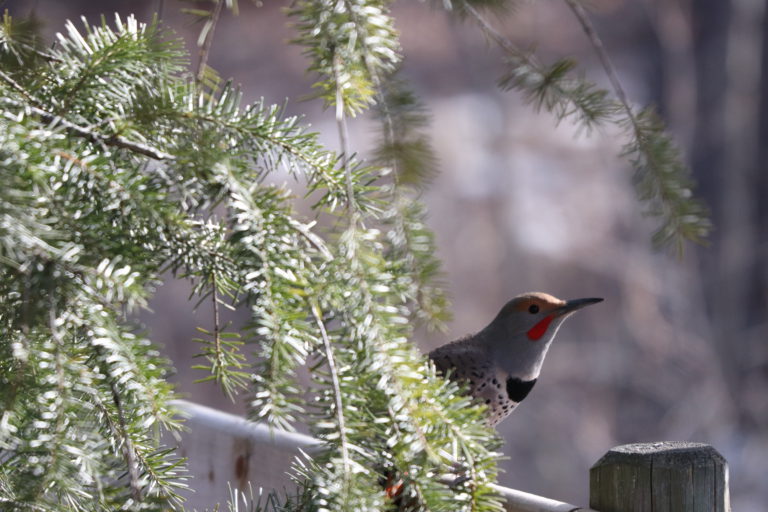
[{"xmin": 528, "ymin": 304, "xmax": 539, "ymax": 314}]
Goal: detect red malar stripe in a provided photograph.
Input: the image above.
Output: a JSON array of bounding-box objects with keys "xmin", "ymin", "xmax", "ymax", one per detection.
[{"xmin": 527, "ymin": 315, "xmax": 553, "ymax": 341}]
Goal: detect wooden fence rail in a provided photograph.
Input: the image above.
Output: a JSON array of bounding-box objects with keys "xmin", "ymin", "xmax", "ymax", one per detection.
[{"xmin": 170, "ymin": 400, "xmax": 729, "ymax": 511}]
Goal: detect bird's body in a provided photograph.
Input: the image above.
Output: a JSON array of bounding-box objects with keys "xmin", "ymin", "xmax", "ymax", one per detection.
[
  {"xmin": 429, "ymin": 292, "xmax": 602, "ymax": 426},
  {"xmin": 430, "ymin": 331, "xmax": 519, "ymax": 426}
]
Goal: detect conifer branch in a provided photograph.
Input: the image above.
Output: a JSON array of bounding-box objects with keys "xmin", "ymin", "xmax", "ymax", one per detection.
[
  {"xmin": 43, "ymin": 292, "xmax": 72, "ymax": 505},
  {"xmin": 1, "ymin": 98, "xmax": 175, "ymax": 160},
  {"xmin": 562, "ymin": 0, "xmax": 711, "ymax": 251},
  {"xmin": 0, "ymin": 11, "xmax": 503, "ymax": 511},
  {"xmin": 0, "ymin": 498, "xmax": 48, "ymax": 512},
  {"xmin": 454, "ymin": 0, "xmax": 710, "ymax": 251},
  {"xmin": 288, "ymin": 218, "xmax": 333, "ymax": 261},
  {"xmin": 0, "ymin": 68, "xmax": 38, "ymax": 104},
  {"xmin": 460, "ymin": 3, "xmax": 525, "ymax": 68}
]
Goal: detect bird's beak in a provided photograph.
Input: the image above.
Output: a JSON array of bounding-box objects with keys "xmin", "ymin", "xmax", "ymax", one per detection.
[{"xmin": 556, "ymin": 297, "xmax": 603, "ymax": 316}]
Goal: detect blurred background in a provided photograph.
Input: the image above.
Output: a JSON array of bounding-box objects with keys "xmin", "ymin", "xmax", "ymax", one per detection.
[{"xmin": 5, "ymin": 0, "xmax": 767, "ymax": 509}]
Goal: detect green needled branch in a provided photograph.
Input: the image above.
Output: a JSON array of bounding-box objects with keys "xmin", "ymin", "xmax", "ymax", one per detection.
[
  {"xmin": 0, "ymin": 11, "xmax": 503, "ymax": 511},
  {"xmin": 457, "ymin": 0, "xmax": 710, "ymax": 251},
  {"xmin": 562, "ymin": 0, "xmax": 710, "ymax": 252},
  {"xmin": 0, "ymin": 99, "xmax": 175, "ymax": 160}
]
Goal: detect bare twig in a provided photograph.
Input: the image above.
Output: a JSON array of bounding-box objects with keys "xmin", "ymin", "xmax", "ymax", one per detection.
[
  {"xmin": 196, "ymin": 0, "xmax": 225, "ymax": 84},
  {"xmin": 562, "ymin": 0, "xmax": 637, "ymax": 127},
  {"xmin": 461, "ymin": 2, "xmax": 530, "ymax": 62},
  {"xmin": 211, "ymin": 270, "xmax": 223, "ymax": 373}
]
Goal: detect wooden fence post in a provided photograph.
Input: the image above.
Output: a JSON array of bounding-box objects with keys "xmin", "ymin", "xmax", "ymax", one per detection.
[{"xmin": 589, "ymin": 442, "xmax": 730, "ymax": 512}]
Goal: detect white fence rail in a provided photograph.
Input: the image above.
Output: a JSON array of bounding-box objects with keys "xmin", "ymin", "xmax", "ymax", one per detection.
[{"xmin": 170, "ymin": 400, "xmax": 590, "ymax": 511}]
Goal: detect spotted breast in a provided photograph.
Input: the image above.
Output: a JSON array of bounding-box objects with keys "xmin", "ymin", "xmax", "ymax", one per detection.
[{"xmin": 429, "ymin": 339, "xmax": 537, "ymax": 426}]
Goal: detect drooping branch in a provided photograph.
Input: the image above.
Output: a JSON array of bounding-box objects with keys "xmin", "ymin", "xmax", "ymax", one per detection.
[{"xmin": 457, "ymin": 0, "xmax": 710, "ymax": 251}]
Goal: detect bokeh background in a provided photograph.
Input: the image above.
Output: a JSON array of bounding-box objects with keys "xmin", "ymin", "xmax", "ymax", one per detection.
[{"xmin": 6, "ymin": 0, "xmax": 767, "ymax": 509}]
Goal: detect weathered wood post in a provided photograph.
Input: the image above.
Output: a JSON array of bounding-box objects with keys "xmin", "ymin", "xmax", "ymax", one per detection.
[{"xmin": 589, "ymin": 442, "xmax": 730, "ymax": 512}]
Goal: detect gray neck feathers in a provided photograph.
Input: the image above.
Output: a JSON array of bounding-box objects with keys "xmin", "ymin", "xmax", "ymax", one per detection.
[{"xmin": 482, "ymin": 316, "xmax": 568, "ymax": 381}]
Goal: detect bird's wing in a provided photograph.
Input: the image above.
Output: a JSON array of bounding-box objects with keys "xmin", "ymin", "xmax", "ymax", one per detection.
[
  {"xmin": 429, "ymin": 340, "xmax": 516, "ymax": 426},
  {"xmin": 429, "ymin": 340, "xmax": 490, "ymax": 384}
]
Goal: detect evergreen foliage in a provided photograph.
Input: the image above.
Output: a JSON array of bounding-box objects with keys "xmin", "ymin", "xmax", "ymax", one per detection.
[
  {"xmin": 0, "ymin": 1, "xmax": 710, "ymax": 511},
  {"xmin": 0, "ymin": 9, "xmax": 499, "ymax": 512},
  {"xmin": 451, "ymin": 0, "xmax": 711, "ymax": 252},
  {"xmin": 289, "ymin": 0, "xmax": 401, "ymax": 114}
]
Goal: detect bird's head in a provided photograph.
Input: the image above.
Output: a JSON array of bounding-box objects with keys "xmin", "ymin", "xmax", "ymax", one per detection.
[{"xmin": 484, "ymin": 292, "xmax": 603, "ymax": 379}]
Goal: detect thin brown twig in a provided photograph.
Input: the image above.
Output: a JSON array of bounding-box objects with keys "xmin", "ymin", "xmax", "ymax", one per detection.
[
  {"xmin": 461, "ymin": 2, "xmax": 525, "ymax": 59},
  {"xmin": 196, "ymin": 0, "xmax": 225, "ymax": 84},
  {"xmin": 562, "ymin": 0, "xmax": 638, "ymax": 127},
  {"xmin": 211, "ymin": 270, "xmax": 223, "ymax": 374}
]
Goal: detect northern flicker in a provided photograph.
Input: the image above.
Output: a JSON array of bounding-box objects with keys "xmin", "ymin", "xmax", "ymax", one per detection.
[{"xmin": 429, "ymin": 292, "xmax": 602, "ymax": 426}]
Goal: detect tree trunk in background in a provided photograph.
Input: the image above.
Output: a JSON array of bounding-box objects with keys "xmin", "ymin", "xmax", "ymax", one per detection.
[
  {"xmin": 722, "ymin": 0, "xmax": 766, "ymax": 431},
  {"xmin": 750, "ymin": 0, "xmax": 768, "ymax": 420},
  {"xmin": 644, "ymin": 0, "xmax": 697, "ymax": 148},
  {"xmin": 691, "ymin": 0, "xmax": 730, "ymax": 233},
  {"xmin": 755, "ymin": 4, "xmax": 768, "ymax": 326},
  {"xmin": 690, "ymin": 0, "xmax": 746, "ymax": 420},
  {"xmin": 691, "ymin": 0, "xmax": 768, "ymax": 430}
]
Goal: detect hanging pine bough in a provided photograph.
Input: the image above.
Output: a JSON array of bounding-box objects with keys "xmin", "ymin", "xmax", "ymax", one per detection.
[
  {"xmin": 0, "ymin": 11, "xmax": 499, "ymax": 512},
  {"xmin": 289, "ymin": 0, "xmax": 401, "ymax": 115},
  {"xmin": 441, "ymin": 0, "xmax": 711, "ymax": 253}
]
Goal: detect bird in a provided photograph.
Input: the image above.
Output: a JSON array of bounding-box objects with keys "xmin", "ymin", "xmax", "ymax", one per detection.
[
  {"xmin": 428, "ymin": 292, "xmax": 603, "ymax": 427},
  {"xmin": 382, "ymin": 293, "xmax": 602, "ymax": 506}
]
